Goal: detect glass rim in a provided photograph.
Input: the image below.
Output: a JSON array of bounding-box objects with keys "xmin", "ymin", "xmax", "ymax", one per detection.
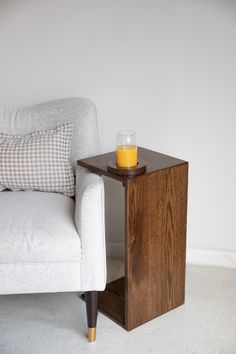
[{"xmin": 117, "ymin": 130, "xmax": 136, "ymax": 136}]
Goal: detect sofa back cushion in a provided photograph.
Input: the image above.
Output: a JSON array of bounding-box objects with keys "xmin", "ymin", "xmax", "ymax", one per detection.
[
  {"xmin": 0, "ymin": 123, "xmax": 75, "ymax": 197},
  {"xmin": 0, "ymin": 97, "xmax": 100, "ymax": 173}
]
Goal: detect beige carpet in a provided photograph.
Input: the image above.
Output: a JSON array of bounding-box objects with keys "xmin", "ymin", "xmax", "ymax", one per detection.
[{"xmin": 0, "ymin": 262, "xmax": 236, "ymax": 354}]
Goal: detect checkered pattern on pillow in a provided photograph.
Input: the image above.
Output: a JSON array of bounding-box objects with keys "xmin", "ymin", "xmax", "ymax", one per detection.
[{"xmin": 0, "ymin": 123, "xmax": 75, "ymax": 197}]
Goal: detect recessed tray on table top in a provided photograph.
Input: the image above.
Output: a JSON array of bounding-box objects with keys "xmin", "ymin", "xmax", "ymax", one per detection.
[{"xmin": 107, "ymin": 160, "xmax": 146, "ymax": 176}]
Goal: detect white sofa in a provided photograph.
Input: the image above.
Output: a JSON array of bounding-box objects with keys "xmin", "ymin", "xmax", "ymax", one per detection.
[{"xmin": 0, "ymin": 98, "xmax": 106, "ymax": 342}]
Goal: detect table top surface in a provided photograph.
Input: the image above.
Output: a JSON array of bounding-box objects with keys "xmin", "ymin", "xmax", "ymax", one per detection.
[{"xmin": 77, "ymin": 146, "xmax": 188, "ymax": 182}]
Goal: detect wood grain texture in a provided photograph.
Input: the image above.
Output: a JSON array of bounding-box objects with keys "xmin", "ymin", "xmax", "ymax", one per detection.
[
  {"xmin": 98, "ymin": 277, "xmax": 125, "ymax": 327},
  {"xmin": 125, "ymin": 163, "xmax": 188, "ymax": 330},
  {"xmin": 78, "ymin": 148, "xmax": 188, "ymax": 331},
  {"xmin": 77, "ymin": 147, "xmax": 187, "ymax": 183}
]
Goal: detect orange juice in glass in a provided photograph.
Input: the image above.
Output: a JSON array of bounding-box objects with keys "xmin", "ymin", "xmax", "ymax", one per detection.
[{"xmin": 116, "ymin": 131, "xmax": 137, "ymax": 168}]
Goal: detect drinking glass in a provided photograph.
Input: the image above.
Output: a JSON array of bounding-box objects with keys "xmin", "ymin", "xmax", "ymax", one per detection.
[{"xmin": 116, "ymin": 131, "xmax": 137, "ymax": 168}]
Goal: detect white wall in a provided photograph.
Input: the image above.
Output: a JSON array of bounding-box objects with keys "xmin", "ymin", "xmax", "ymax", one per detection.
[{"xmin": 0, "ymin": 0, "xmax": 236, "ymax": 265}]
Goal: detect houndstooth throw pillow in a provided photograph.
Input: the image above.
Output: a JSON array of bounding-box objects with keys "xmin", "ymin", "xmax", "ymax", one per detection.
[{"xmin": 0, "ymin": 123, "xmax": 75, "ymax": 197}]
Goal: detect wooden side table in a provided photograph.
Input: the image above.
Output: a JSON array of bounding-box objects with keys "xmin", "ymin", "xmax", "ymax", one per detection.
[{"xmin": 78, "ymin": 147, "xmax": 188, "ymax": 331}]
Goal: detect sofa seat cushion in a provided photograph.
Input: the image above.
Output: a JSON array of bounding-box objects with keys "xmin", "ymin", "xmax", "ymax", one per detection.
[{"xmin": 0, "ymin": 191, "xmax": 81, "ymax": 264}]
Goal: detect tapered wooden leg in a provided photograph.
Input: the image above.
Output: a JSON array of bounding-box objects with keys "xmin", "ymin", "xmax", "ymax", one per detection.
[{"xmin": 85, "ymin": 291, "xmax": 98, "ymax": 342}]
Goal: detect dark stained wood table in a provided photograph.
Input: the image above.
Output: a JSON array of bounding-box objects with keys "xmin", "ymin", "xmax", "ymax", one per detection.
[{"xmin": 78, "ymin": 147, "xmax": 188, "ymax": 331}]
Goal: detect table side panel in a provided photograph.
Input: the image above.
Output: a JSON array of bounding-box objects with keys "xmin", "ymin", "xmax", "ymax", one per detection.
[{"xmin": 125, "ymin": 163, "xmax": 188, "ymax": 330}]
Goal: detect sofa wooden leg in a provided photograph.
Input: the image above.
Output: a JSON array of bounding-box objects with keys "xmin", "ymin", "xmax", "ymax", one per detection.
[{"xmin": 85, "ymin": 291, "xmax": 98, "ymax": 342}]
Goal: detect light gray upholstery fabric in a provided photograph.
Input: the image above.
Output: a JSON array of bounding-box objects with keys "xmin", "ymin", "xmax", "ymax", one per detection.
[
  {"xmin": 0, "ymin": 191, "xmax": 81, "ymax": 264},
  {"xmin": 75, "ymin": 166, "xmax": 106, "ymax": 291},
  {"xmin": 0, "ymin": 98, "xmax": 106, "ymax": 294},
  {"xmin": 0, "ymin": 97, "xmax": 100, "ymax": 172}
]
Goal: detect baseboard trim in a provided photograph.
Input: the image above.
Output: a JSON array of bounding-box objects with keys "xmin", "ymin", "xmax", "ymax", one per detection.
[
  {"xmin": 107, "ymin": 242, "xmax": 236, "ymax": 269},
  {"xmin": 186, "ymin": 248, "xmax": 236, "ymax": 269}
]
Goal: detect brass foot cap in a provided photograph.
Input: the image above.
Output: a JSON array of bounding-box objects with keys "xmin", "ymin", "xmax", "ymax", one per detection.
[{"xmin": 88, "ymin": 327, "xmax": 96, "ymax": 342}]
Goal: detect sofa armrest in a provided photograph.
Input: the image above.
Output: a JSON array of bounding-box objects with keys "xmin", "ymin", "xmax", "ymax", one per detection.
[{"xmin": 75, "ymin": 166, "xmax": 106, "ymax": 291}]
